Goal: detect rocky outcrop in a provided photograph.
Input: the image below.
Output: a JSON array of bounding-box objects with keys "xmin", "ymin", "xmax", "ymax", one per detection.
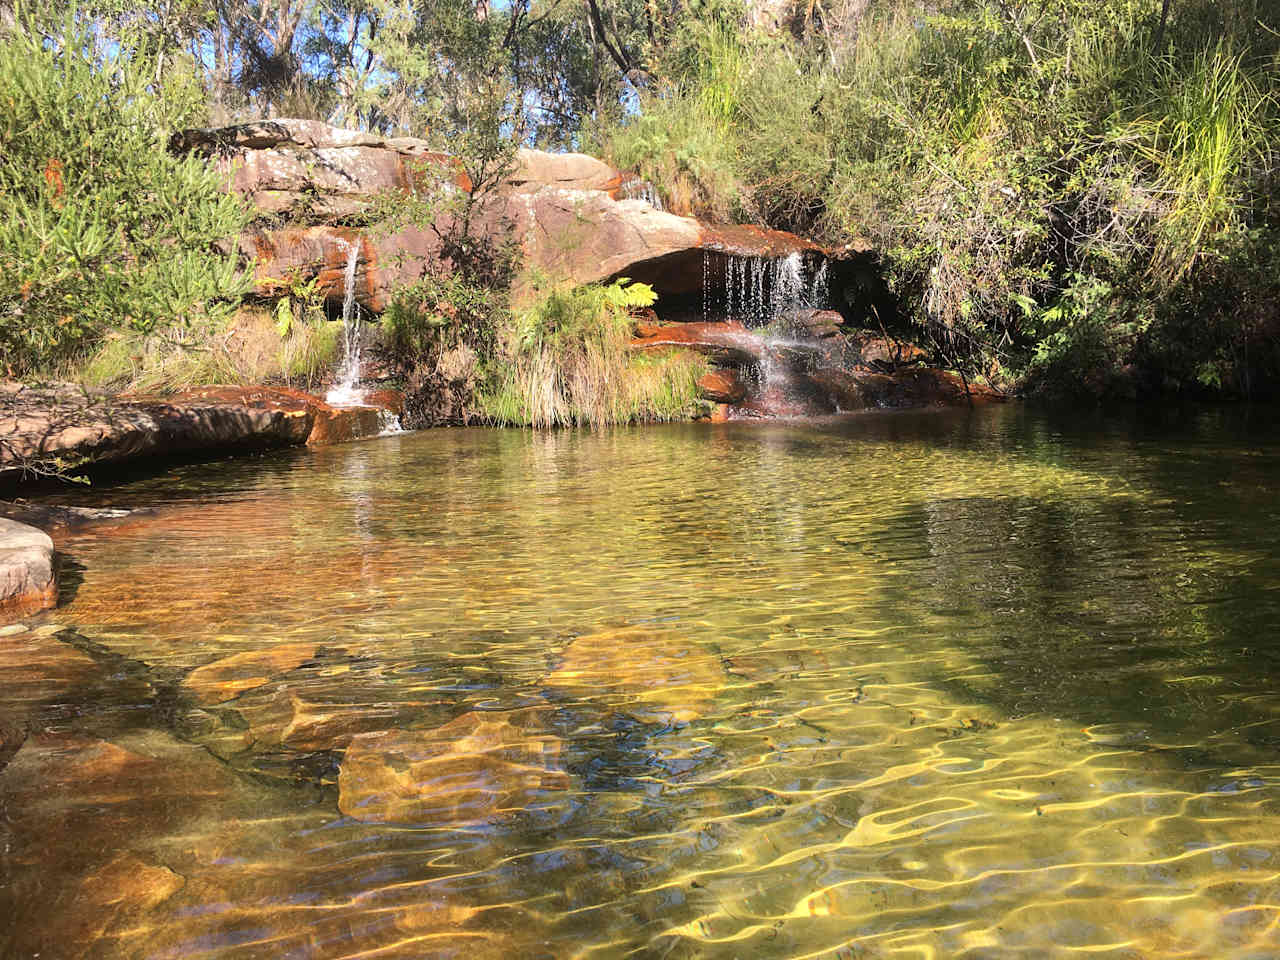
[
  {"xmin": 169, "ymin": 118, "xmax": 1001, "ymax": 420},
  {"xmin": 1, "ymin": 382, "xmax": 401, "ymax": 483},
  {"xmin": 0, "ymin": 519, "xmax": 56, "ymax": 620},
  {"xmin": 174, "ymin": 119, "xmax": 867, "ymax": 312}
]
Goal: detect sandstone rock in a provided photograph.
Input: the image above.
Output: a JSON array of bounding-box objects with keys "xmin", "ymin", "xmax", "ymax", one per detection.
[
  {"xmin": 306, "ymin": 403, "xmax": 392, "ymax": 445},
  {"xmin": 1, "ymin": 381, "xmax": 308, "ymax": 476},
  {"xmin": 227, "ymin": 681, "xmax": 442, "ymax": 754},
  {"xmin": 847, "ymin": 331, "xmax": 929, "ymax": 370},
  {"xmin": 0, "ymin": 729, "xmax": 269, "ymax": 960},
  {"xmin": 0, "ymin": 518, "xmax": 56, "ymax": 620},
  {"xmin": 74, "ymin": 854, "xmax": 186, "ymax": 938},
  {"xmin": 1, "ymin": 382, "xmax": 403, "ymax": 484},
  {"xmin": 779, "ymin": 307, "xmax": 846, "ymax": 339},
  {"xmin": 804, "ymin": 368, "xmax": 870, "ymax": 412},
  {"xmin": 509, "ymin": 148, "xmax": 622, "ymax": 193},
  {"xmin": 172, "ymin": 120, "xmax": 855, "ymax": 312},
  {"xmin": 856, "ymin": 367, "xmax": 1004, "ymax": 407},
  {"xmin": 0, "ymin": 628, "xmax": 99, "ymax": 712},
  {"xmin": 630, "ymin": 321, "xmax": 768, "ymax": 366},
  {"xmin": 337, "ymin": 708, "xmax": 570, "ymax": 825},
  {"xmin": 697, "ymin": 368, "xmax": 747, "ymax": 404},
  {"xmin": 183, "ymin": 642, "xmax": 318, "ymax": 705},
  {"xmin": 545, "ymin": 627, "xmax": 726, "ymax": 725}
]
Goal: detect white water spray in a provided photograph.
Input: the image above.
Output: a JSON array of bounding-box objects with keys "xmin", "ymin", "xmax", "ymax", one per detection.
[
  {"xmin": 324, "ymin": 240, "xmax": 404, "ymax": 434},
  {"xmin": 326, "ymin": 241, "xmax": 365, "ymax": 408},
  {"xmin": 710, "ymin": 251, "xmax": 830, "ymax": 330}
]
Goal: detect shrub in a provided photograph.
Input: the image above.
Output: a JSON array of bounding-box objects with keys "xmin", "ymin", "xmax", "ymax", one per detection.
[{"xmin": 0, "ymin": 13, "xmax": 252, "ymax": 378}]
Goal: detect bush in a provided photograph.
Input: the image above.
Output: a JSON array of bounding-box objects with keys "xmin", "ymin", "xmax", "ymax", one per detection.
[
  {"xmin": 0, "ymin": 13, "xmax": 252, "ymax": 378},
  {"xmin": 480, "ymin": 278, "xmax": 707, "ymax": 427}
]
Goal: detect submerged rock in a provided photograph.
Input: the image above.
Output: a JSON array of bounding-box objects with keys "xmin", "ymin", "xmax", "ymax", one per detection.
[
  {"xmin": 182, "ymin": 642, "xmax": 319, "ymax": 705},
  {"xmin": 337, "ymin": 708, "xmax": 570, "ymax": 825},
  {"xmin": 545, "ymin": 627, "xmax": 726, "ymax": 725}
]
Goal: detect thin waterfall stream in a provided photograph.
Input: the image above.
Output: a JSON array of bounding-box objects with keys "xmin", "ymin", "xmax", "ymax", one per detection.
[
  {"xmin": 325, "ymin": 241, "xmax": 366, "ymax": 408},
  {"xmin": 702, "ymin": 251, "xmax": 835, "ymax": 400},
  {"xmin": 324, "ymin": 241, "xmax": 403, "ymax": 433}
]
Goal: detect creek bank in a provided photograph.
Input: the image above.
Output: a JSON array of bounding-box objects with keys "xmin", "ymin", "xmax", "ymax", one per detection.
[{"xmin": 1, "ymin": 381, "xmax": 402, "ymax": 485}]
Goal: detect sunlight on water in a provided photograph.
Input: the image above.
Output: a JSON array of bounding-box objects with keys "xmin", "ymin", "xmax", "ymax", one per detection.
[{"xmin": 3, "ymin": 405, "xmax": 1280, "ymax": 958}]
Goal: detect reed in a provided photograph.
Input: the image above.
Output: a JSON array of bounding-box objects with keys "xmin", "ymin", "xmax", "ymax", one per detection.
[{"xmin": 480, "ymin": 279, "xmax": 706, "ymax": 428}]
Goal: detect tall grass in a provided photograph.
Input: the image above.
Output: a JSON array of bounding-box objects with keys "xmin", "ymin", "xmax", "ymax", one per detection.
[
  {"xmin": 77, "ymin": 307, "xmax": 341, "ymax": 393},
  {"xmin": 480, "ymin": 279, "xmax": 707, "ymax": 427},
  {"xmin": 1138, "ymin": 46, "xmax": 1271, "ymax": 281}
]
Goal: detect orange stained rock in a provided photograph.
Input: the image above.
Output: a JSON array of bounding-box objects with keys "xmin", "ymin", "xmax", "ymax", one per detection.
[
  {"xmin": 545, "ymin": 627, "xmax": 726, "ymax": 725},
  {"xmin": 697, "ymin": 368, "xmax": 747, "ymax": 404},
  {"xmin": 337, "ymin": 708, "xmax": 571, "ymax": 825},
  {"xmin": 183, "ymin": 642, "xmax": 319, "ymax": 705}
]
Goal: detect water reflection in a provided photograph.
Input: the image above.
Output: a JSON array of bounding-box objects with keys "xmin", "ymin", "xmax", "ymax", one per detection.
[{"xmin": 3, "ymin": 404, "xmax": 1280, "ymax": 957}]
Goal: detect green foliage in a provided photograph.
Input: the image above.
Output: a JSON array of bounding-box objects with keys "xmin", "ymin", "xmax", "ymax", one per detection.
[
  {"xmin": 592, "ymin": 0, "xmax": 1280, "ymax": 397},
  {"xmin": 480, "ymin": 277, "xmax": 705, "ymax": 427},
  {"xmin": 0, "ymin": 11, "xmax": 252, "ymax": 378}
]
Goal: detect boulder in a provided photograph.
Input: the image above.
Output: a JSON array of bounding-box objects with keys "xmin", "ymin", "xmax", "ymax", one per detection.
[
  {"xmin": 778, "ymin": 307, "xmax": 846, "ymax": 339},
  {"xmin": 337, "ymin": 708, "xmax": 570, "ymax": 825},
  {"xmin": 182, "ymin": 642, "xmax": 319, "ymax": 706},
  {"xmin": 0, "ymin": 518, "xmax": 56, "ymax": 619},
  {"xmin": 847, "ymin": 331, "xmax": 929, "ymax": 370},
  {"xmin": 630, "ymin": 321, "xmax": 769, "ymax": 367}
]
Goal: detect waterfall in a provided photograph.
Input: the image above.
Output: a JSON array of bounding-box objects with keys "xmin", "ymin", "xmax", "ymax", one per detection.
[
  {"xmin": 323, "ymin": 241, "xmax": 404, "ymax": 433},
  {"xmin": 326, "ymin": 241, "xmax": 366, "ymax": 408},
  {"xmin": 702, "ymin": 251, "xmax": 836, "ymax": 405},
  {"xmin": 707, "ymin": 251, "xmax": 831, "ymax": 330}
]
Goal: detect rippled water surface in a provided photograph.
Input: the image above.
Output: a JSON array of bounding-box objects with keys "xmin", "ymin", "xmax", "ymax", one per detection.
[{"xmin": 4, "ymin": 404, "xmax": 1280, "ymax": 959}]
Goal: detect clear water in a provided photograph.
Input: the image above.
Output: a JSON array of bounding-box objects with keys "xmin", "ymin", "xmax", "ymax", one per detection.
[{"xmin": 4, "ymin": 404, "xmax": 1280, "ymax": 958}]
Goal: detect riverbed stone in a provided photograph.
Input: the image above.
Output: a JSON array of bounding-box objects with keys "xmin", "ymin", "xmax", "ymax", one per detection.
[
  {"xmin": 545, "ymin": 627, "xmax": 726, "ymax": 725},
  {"xmin": 337, "ymin": 708, "xmax": 571, "ymax": 825},
  {"xmin": 183, "ymin": 642, "xmax": 319, "ymax": 705}
]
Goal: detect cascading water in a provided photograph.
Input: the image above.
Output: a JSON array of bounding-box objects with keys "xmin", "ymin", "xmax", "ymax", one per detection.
[
  {"xmin": 702, "ymin": 250, "xmax": 829, "ymax": 330},
  {"xmin": 326, "ymin": 241, "xmax": 365, "ymax": 408},
  {"xmin": 701, "ymin": 250, "xmax": 837, "ymax": 408},
  {"xmin": 325, "ymin": 240, "xmax": 403, "ymax": 434}
]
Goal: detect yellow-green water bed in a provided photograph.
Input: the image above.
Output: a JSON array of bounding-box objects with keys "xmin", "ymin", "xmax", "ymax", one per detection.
[{"xmin": 3, "ymin": 404, "xmax": 1280, "ymax": 958}]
